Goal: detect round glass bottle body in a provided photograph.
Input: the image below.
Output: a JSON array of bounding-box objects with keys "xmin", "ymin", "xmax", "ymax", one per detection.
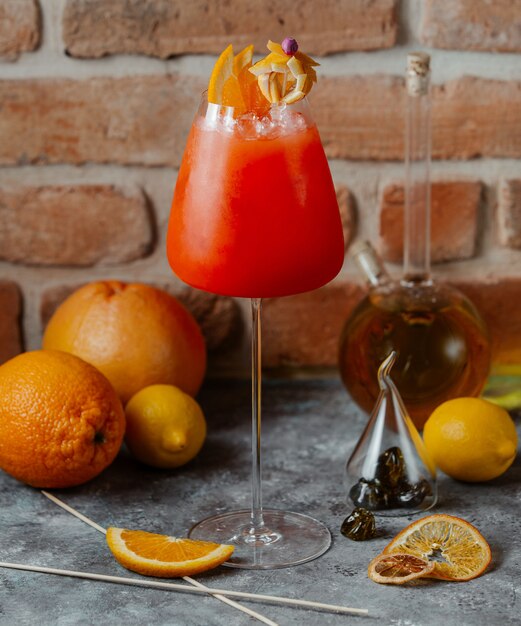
[{"xmin": 339, "ymin": 279, "xmax": 491, "ymax": 429}]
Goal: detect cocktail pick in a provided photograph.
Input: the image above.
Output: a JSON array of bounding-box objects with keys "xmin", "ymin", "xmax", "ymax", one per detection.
[{"xmin": 345, "ymin": 352, "xmax": 437, "ymax": 516}]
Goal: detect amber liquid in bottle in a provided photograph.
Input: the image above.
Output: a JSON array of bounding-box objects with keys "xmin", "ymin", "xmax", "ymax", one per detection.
[
  {"xmin": 339, "ymin": 53, "xmax": 491, "ymax": 429},
  {"xmin": 339, "ymin": 274, "xmax": 491, "ymax": 428}
]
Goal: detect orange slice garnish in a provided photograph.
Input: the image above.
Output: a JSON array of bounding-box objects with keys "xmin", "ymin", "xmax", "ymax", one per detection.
[
  {"xmin": 267, "ymin": 39, "xmax": 320, "ymax": 70},
  {"xmin": 368, "ymin": 553, "xmax": 435, "ymax": 585},
  {"xmin": 222, "ymin": 73, "xmax": 245, "ymax": 110},
  {"xmin": 382, "ymin": 514, "xmax": 492, "ymax": 581},
  {"xmin": 208, "ymin": 40, "xmax": 317, "ymax": 112},
  {"xmin": 208, "ymin": 44, "xmax": 234, "ymax": 105},
  {"xmin": 233, "ymin": 44, "xmax": 253, "ymax": 75},
  {"xmin": 235, "ymin": 45, "xmax": 268, "ymax": 114},
  {"xmin": 249, "ymin": 39, "xmax": 319, "ymax": 105},
  {"xmin": 248, "ymin": 52, "xmax": 289, "ymax": 77},
  {"xmin": 208, "ymin": 44, "xmax": 262, "ymax": 115},
  {"xmin": 106, "ymin": 528, "xmax": 234, "ymax": 578}
]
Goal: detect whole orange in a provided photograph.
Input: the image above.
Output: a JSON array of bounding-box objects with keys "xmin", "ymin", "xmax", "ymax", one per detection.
[
  {"xmin": 0, "ymin": 350, "xmax": 125, "ymax": 488},
  {"xmin": 43, "ymin": 281, "xmax": 206, "ymax": 404}
]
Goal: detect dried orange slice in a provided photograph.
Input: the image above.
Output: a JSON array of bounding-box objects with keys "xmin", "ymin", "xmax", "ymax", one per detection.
[
  {"xmin": 106, "ymin": 528, "xmax": 234, "ymax": 578},
  {"xmin": 368, "ymin": 553, "xmax": 435, "ymax": 585},
  {"xmin": 383, "ymin": 514, "xmax": 491, "ymax": 581}
]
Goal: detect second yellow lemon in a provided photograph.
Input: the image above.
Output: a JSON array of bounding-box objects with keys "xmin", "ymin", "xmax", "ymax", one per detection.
[
  {"xmin": 423, "ymin": 397, "xmax": 517, "ymax": 482},
  {"xmin": 125, "ymin": 385, "xmax": 206, "ymax": 469}
]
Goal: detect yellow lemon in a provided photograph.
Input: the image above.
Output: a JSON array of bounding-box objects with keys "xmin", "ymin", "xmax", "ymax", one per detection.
[
  {"xmin": 423, "ymin": 397, "xmax": 518, "ymax": 482},
  {"xmin": 125, "ymin": 385, "xmax": 206, "ymax": 469}
]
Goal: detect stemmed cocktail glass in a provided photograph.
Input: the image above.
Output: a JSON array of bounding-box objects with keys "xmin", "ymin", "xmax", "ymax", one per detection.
[{"xmin": 167, "ymin": 93, "xmax": 344, "ymax": 568}]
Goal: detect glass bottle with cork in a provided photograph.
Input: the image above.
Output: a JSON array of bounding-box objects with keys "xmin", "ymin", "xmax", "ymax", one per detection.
[{"xmin": 338, "ymin": 52, "xmax": 491, "ymax": 429}]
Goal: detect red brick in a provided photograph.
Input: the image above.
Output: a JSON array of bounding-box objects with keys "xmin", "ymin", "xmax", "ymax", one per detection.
[
  {"xmin": 432, "ymin": 77, "xmax": 521, "ymax": 160},
  {"xmin": 2, "ymin": 75, "xmax": 520, "ymax": 166},
  {"xmin": 313, "ymin": 75, "xmax": 404, "ymax": 160},
  {"xmin": 262, "ymin": 283, "xmax": 365, "ymax": 367},
  {"xmin": 497, "ymin": 179, "xmax": 521, "ymax": 249},
  {"xmin": 378, "ymin": 181, "xmax": 481, "ymax": 263},
  {"xmin": 421, "ymin": 0, "xmax": 521, "ymax": 52},
  {"xmin": 40, "ymin": 285, "xmax": 77, "ymax": 329},
  {"xmin": 454, "ymin": 278, "xmax": 521, "ymax": 368},
  {"xmin": 40, "ymin": 283, "xmax": 240, "ymax": 352},
  {"xmin": 336, "ymin": 186, "xmax": 357, "ymax": 251},
  {"xmin": 0, "ymin": 76, "xmax": 204, "ymax": 167},
  {"xmin": 0, "ymin": 185, "xmax": 153, "ymax": 266},
  {"xmin": 0, "ymin": 0, "xmax": 40, "ymax": 58},
  {"xmin": 164, "ymin": 286, "xmax": 242, "ymax": 352},
  {"xmin": 62, "ymin": 0, "xmax": 397, "ymax": 58},
  {"xmin": 0, "ymin": 281, "xmax": 22, "ymax": 364},
  {"xmin": 313, "ymin": 76, "xmax": 521, "ymax": 160}
]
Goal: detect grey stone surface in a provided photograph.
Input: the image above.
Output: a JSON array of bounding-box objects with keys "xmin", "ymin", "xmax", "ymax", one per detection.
[{"xmin": 1, "ymin": 380, "xmax": 520, "ymax": 626}]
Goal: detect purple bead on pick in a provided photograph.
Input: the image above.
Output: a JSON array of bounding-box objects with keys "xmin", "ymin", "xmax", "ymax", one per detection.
[{"xmin": 282, "ymin": 37, "xmax": 299, "ymax": 55}]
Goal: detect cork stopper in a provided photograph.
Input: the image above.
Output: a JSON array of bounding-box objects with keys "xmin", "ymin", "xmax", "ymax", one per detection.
[{"xmin": 406, "ymin": 51, "xmax": 431, "ymax": 96}]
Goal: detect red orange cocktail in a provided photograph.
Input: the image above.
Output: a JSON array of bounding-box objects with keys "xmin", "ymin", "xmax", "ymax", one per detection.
[
  {"xmin": 167, "ymin": 39, "xmax": 344, "ymax": 568},
  {"xmin": 168, "ymin": 99, "xmax": 343, "ymax": 298}
]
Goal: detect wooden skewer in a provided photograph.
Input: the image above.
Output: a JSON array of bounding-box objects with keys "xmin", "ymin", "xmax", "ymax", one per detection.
[
  {"xmin": 38, "ymin": 491, "xmax": 368, "ymax": 617},
  {"xmin": 40, "ymin": 491, "xmax": 278, "ymax": 626},
  {"xmin": 0, "ymin": 560, "xmax": 369, "ymax": 616},
  {"xmin": 42, "ymin": 491, "xmax": 106, "ymax": 534}
]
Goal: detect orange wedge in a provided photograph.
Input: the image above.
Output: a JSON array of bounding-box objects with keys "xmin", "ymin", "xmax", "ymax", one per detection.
[
  {"xmin": 382, "ymin": 514, "xmax": 491, "ymax": 581},
  {"xmin": 368, "ymin": 553, "xmax": 435, "ymax": 585},
  {"xmin": 106, "ymin": 527, "xmax": 234, "ymax": 578}
]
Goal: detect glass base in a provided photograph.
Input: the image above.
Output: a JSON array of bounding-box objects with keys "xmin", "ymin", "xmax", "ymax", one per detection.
[{"xmin": 189, "ymin": 509, "xmax": 331, "ymax": 569}]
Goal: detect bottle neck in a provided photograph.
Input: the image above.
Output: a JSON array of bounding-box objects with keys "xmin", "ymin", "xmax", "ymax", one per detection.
[
  {"xmin": 403, "ymin": 53, "xmax": 431, "ymax": 283},
  {"xmin": 351, "ymin": 241, "xmax": 392, "ymax": 289}
]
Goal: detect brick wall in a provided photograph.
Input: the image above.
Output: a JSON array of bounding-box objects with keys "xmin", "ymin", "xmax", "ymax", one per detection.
[{"xmin": 1, "ymin": 0, "xmax": 521, "ymax": 374}]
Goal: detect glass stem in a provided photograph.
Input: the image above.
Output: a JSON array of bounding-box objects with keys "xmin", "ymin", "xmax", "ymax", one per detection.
[{"xmin": 250, "ymin": 297, "xmax": 264, "ymax": 530}]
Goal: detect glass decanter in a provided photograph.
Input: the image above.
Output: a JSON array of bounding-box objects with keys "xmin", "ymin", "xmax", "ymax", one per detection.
[
  {"xmin": 345, "ymin": 351, "xmax": 437, "ymax": 516},
  {"xmin": 338, "ymin": 52, "xmax": 491, "ymax": 429}
]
